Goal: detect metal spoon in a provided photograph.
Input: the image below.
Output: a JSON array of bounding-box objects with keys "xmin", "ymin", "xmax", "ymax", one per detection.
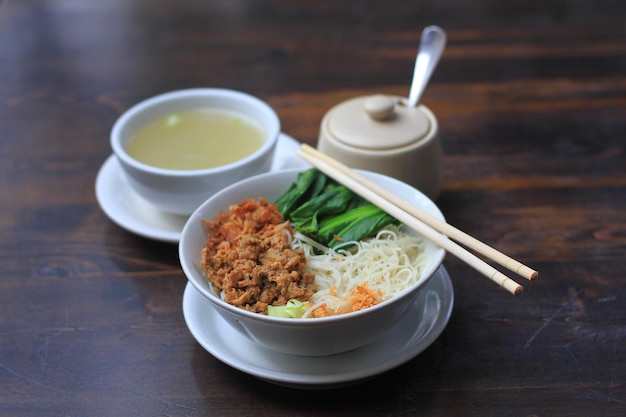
[{"xmin": 407, "ymin": 25, "xmax": 447, "ymax": 107}]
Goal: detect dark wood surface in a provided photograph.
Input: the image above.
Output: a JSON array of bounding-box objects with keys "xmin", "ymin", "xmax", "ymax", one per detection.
[{"xmin": 1, "ymin": 0, "xmax": 625, "ymax": 416}]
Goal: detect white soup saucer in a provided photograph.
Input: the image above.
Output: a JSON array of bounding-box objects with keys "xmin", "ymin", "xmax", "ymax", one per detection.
[
  {"xmin": 95, "ymin": 133, "xmax": 309, "ymax": 243},
  {"xmin": 183, "ymin": 266, "xmax": 454, "ymax": 389}
]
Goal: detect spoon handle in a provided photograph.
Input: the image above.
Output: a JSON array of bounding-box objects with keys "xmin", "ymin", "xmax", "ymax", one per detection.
[{"xmin": 407, "ymin": 25, "xmax": 447, "ymax": 107}]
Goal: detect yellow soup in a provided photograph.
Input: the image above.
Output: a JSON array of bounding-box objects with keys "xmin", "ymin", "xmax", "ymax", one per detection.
[{"xmin": 126, "ymin": 109, "xmax": 265, "ymax": 170}]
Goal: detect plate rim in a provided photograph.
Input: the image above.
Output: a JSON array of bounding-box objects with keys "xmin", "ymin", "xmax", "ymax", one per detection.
[{"xmin": 183, "ymin": 266, "xmax": 454, "ymax": 389}]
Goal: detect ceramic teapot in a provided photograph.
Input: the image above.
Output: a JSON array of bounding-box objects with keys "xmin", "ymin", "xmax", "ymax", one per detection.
[{"xmin": 317, "ymin": 94, "xmax": 443, "ymax": 200}]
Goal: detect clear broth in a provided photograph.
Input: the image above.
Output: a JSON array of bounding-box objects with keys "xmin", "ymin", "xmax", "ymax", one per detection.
[{"xmin": 126, "ymin": 109, "xmax": 265, "ymax": 170}]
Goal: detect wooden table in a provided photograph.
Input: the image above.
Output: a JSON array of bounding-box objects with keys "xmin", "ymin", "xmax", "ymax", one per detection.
[{"xmin": 1, "ymin": 1, "xmax": 624, "ymax": 415}]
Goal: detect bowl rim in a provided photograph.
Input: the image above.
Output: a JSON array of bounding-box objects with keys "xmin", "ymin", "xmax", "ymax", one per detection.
[
  {"xmin": 111, "ymin": 88, "xmax": 280, "ymax": 177},
  {"xmin": 179, "ymin": 168, "xmax": 446, "ymax": 325}
]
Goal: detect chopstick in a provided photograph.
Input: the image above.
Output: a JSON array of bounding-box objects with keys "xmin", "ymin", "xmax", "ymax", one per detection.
[
  {"xmin": 301, "ymin": 144, "xmax": 537, "ymax": 282},
  {"xmin": 298, "ymin": 143, "xmax": 537, "ymax": 295}
]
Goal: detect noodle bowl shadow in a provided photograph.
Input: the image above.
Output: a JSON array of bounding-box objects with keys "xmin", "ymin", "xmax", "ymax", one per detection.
[{"xmin": 179, "ymin": 168, "xmax": 446, "ymax": 356}]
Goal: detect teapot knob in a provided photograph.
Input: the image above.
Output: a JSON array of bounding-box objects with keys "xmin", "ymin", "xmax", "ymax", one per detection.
[{"xmin": 364, "ymin": 95, "xmax": 395, "ymax": 121}]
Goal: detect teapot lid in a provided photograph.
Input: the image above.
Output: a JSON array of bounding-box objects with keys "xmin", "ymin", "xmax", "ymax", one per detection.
[{"xmin": 325, "ymin": 94, "xmax": 430, "ymax": 150}]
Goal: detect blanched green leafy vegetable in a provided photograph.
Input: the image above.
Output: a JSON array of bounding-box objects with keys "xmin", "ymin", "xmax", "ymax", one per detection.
[
  {"xmin": 267, "ymin": 299, "xmax": 309, "ymax": 318},
  {"xmin": 290, "ymin": 184, "xmax": 353, "ymax": 233},
  {"xmin": 274, "ymin": 168, "xmax": 400, "ymax": 248},
  {"xmin": 274, "ymin": 168, "xmax": 327, "ymax": 216},
  {"xmin": 318, "ymin": 204, "xmax": 398, "ymax": 247}
]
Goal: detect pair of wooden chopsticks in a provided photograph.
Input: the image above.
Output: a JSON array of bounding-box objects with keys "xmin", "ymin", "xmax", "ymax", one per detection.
[{"xmin": 297, "ymin": 143, "xmax": 537, "ymax": 295}]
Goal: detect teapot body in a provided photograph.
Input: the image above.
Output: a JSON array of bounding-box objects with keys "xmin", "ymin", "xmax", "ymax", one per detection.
[{"xmin": 318, "ymin": 95, "xmax": 443, "ymax": 200}]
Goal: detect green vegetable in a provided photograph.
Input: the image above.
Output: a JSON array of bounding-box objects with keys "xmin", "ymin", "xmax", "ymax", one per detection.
[
  {"xmin": 318, "ymin": 204, "xmax": 399, "ymax": 248},
  {"xmin": 290, "ymin": 184, "xmax": 353, "ymax": 233},
  {"xmin": 273, "ymin": 168, "xmax": 400, "ymax": 248},
  {"xmin": 274, "ymin": 168, "xmax": 327, "ymax": 217},
  {"xmin": 267, "ymin": 299, "xmax": 309, "ymax": 318}
]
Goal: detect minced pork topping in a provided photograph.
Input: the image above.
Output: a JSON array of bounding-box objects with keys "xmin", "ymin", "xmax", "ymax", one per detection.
[{"xmin": 200, "ymin": 198, "xmax": 315, "ymax": 314}]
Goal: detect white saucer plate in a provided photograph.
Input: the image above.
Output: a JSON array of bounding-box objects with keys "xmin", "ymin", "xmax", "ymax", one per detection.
[
  {"xmin": 183, "ymin": 266, "xmax": 454, "ymax": 389},
  {"xmin": 95, "ymin": 133, "xmax": 309, "ymax": 243}
]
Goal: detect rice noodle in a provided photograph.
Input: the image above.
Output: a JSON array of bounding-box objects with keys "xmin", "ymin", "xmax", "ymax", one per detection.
[{"xmin": 292, "ymin": 225, "xmax": 427, "ymax": 318}]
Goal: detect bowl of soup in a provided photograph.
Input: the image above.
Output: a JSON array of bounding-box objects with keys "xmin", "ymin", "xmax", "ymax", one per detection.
[
  {"xmin": 111, "ymin": 88, "xmax": 280, "ymax": 215},
  {"xmin": 179, "ymin": 168, "xmax": 446, "ymax": 356}
]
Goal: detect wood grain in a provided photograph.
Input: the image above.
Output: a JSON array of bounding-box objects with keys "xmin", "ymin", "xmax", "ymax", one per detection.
[{"xmin": 0, "ymin": 0, "xmax": 624, "ymax": 416}]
